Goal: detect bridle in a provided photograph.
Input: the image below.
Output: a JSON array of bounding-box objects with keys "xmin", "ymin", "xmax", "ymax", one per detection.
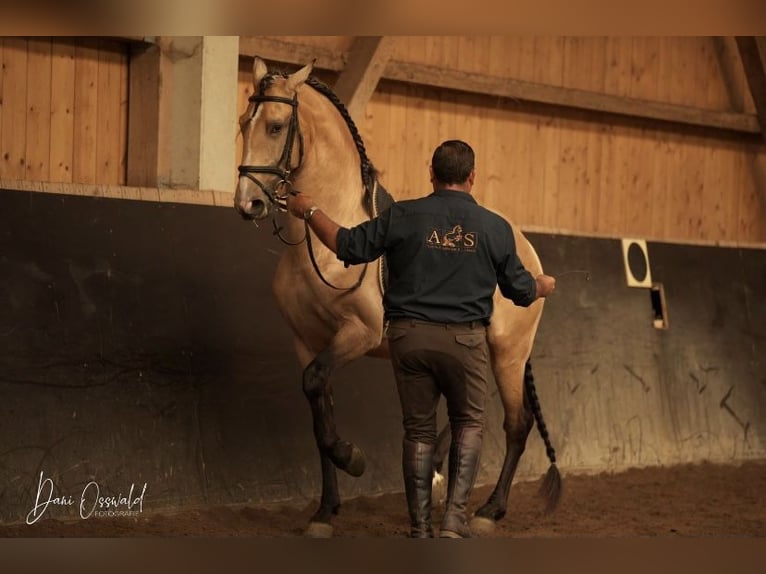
[
  {"xmin": 237, "ymin": 77, "xmax": 368, "ymax": 292},
  {"xmin": 237, "ymin": 90, "xmax": 304, "ymax": 244}
]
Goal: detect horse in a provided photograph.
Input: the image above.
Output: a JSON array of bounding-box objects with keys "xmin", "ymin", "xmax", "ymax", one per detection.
[{"xmin": 233, "ymin": 56, "xmax": 561, "ymax": 537}]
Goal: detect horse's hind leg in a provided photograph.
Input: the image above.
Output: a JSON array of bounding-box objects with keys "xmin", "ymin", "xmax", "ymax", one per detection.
[
  {"xmin": 471, "ymin": 359, "xmax": 561, "ymax": 535},
  {"xmin": 471, "ymin": 359, "xmax": 534, "ymax": 535}
]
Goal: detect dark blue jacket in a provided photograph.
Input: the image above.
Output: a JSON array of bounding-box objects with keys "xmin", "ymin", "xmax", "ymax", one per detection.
[{"xmin": 336, "ymin": 189, "xmax": 537, "ymax": 323}]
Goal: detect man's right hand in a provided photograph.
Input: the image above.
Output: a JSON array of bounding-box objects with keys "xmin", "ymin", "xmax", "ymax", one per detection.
[
  {"xmin": 535, "ymin": 274, "xmax": 556, "ymax": 298},
  {"xmin": 286, "ymin": 192, "xmax": 316, "ymax": 220}
]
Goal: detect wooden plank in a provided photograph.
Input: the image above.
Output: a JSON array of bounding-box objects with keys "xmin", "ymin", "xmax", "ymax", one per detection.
[
  {"xmin": 598, "ymin": 38, "xmax": 632, "ymax": 235},
  {"xmin": 582, "ymin": 39, "xmax": 607, "ymax": 234},
  {"xmin": 127, "ymin": 42, "xmax": 161, "ymax": 186},
  {"xmin": 735, "ymin": 36, "xmax": 766, "ymax": 140},
  {"xmin": 470, "ymin": 38, "xmax": 491, "ymax": 208},
  {"xmin": 392, "ymin": 60, "xmax": 757, "ymax": 134},
  {"xmin": 675, "ymin": 43, "xmax": 699, "ymax": 241},
  {"xmin": 651, "ymin": 38, "xmax": 674, "ymax": 240},
  {"xmin": 510, "ymin": 38, "xmax": 539, "ymax": 225},
  {"xmin": 1, "ymin": 38, "xmax": 28, "ymax": 180},
  {"xmin": 701, "ymin": 38, "xmax": 728, "ymax": 241},
  {"xmin": 235, "ymin": 60, "xmax": 253, "ymax": 173},
  {"xmin": 626, "ymin": 37, "xmax": 660, "ymax": 237},
  {"xmin": 0, "ymin": 41, "xmax": 3, "ymax": 161},
  {"xmin": 240, "ymin": 36, "xmax": 760, "ymax": 135},
  {"xmin": 96, "ymin": 39, "xmax": 124, "ymax": 185},
  {"xmin": 536, "ymin": 37, "xmax": 563, "ymax": 230},
  {"xmin": 363, "ymin": 82, "xmax": 389, "ymax": 182},
  {"xmin": 118, "ymin": 43, "xmax": 128, "ymax": 184},
  {"xmin": 685, "ymin": 41, "xmax": 717, "ymax": 240},
  {"xmin": 738, "ymin": 148, "xmax": 763, "ymax": 241},
  {"xmin": 333, "ymin": 36, "xmax": 395, "ymax": 123},
  {"xmin": 50, "ymin": 38, "xmax": 76, "ymax": 183},
  {"xmin": 403, "ymin": 84, "xmax": 426, "ymax": 199},
  {"xmin": 557, "ymin": 38, "xmax": 588, "ymax": 232},
  {"xmin": 385, "ymin": 82, "xmax": 408, "ymax": 197},
  {"xmin": 25, "ymin": 37, "xmax": 52, "ymax": 182},
  {"xmin": 239, "ymin": 36, "xmax": 346, "ymax": 72},
  {"xmin": 713, "ymin": 37, "xmax": 748, "ymax": 113},
  {"xmin": 73, "ymin": 38, "xmax": 99, "ymax": 185}
]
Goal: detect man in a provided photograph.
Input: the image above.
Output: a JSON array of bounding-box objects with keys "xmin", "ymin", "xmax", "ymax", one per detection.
[{"xmin": 287, "ymin": 140, "xmax": 555, "ymax": 538}]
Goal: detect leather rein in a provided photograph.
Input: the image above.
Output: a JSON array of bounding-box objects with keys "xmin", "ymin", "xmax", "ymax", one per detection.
[{"xmin": 237, "ymin": 85, "xmax": 368, "ymax": 292}]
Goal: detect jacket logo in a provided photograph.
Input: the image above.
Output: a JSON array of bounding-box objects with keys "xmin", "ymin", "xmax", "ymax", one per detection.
[{"xmin": 426, "ymin": 225, "xmax": 477, "ymax": 252}]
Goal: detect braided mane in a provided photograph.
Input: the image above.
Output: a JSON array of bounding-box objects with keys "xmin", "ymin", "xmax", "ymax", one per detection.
[{"xmin": 304, "ymin": 76, "xmax": 377, "ymax": 194}]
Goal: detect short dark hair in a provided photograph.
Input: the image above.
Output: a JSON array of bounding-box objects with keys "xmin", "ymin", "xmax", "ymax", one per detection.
[{"xmin": 431, "ymin": 140, "xmax": 475, "ymax": 185}]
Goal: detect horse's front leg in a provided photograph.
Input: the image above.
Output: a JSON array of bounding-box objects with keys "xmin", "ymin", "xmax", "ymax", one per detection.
[{"xmin": 294, "ymin": 320, "xmax": 380, "ymax": 537}]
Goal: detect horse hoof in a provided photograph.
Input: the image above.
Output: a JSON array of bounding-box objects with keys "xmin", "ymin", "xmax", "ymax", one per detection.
[
  {"xmin": 305, "ymin": 521, "xmax": 334, "ymax": 538},
  {"xmin": 469, "ymin": 516, "xmax": 496, "ymax": 537},
  {"xmin": 344, "ymin": 444, "xmax": 366, "ymax": 477}
]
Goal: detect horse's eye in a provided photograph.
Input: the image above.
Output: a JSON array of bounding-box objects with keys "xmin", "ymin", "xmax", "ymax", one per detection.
[{"xmin": 268, "ymin": 123, "xmax": 283, "ymax": 136}]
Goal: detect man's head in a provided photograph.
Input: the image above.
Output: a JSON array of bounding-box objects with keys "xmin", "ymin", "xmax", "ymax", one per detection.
[{"xmin": 430, "ymin": 140, "xmax": 475, "ymax": 191}]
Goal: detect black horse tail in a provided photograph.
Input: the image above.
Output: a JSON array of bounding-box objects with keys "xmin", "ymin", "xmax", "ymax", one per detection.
[{"xmin": 524, "ymin": 360, "xmax": 562, "ymax": 514}]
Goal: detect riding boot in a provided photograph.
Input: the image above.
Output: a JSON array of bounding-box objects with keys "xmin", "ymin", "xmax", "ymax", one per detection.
[
  {"xmin": 403, "ymin": 439, "xmax": 435, "ymax": 538},
  {"xmin": 439, "ymin": 426, "xmax": 483, "ymax": 538}
]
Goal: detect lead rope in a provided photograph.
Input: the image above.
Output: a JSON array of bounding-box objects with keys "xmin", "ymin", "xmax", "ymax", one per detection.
[
  {"xmin": 304, "ymin": 218, "xmax": 369, "ymax": 291},
  {"xmin": 292, "ymin": 186, "xmax": 372, "ymax": 293}
]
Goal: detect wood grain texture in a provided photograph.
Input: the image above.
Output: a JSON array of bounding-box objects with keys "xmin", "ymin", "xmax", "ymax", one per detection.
[
  {"xmin": 24, "ymin": 37, "xmax": 51, "ymax": 182},
  {"xmin": 2, "ymin": 35, "xmax": 754, "ymax": 244},
  {"xmin": 1, "ymin": 38, "xmax": 28, "ymax": 180},
  {"xmin": 73, "ymin": 38, "xmax": 99, "ymax": 184},
  {"xmin": 50, "ymin": 38, "xmax": 76, "ymax": 182},
  {"xmin": 95, "ymin": 39, "xmax": 124, "ymax": 184}
]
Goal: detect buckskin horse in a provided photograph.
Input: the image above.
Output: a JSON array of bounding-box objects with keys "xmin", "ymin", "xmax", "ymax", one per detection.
[{"xmin": 233, "ymin": 57, "xmax": 561, "ymax": 537}]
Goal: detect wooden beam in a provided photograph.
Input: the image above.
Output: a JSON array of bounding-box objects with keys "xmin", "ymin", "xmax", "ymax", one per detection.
[
  {"xmin": 238, "ymin": 36, "xmax": 346, "ymax": 72},
  {"xmin": 386, "ymin": 61, "xmax": 760, "ymax": 134},
  {"xmin": 239, "ymin": 37, "xmax": 760, "ymax": 136},
  {"xmin": 735, "ymin": 36, "xmax": 766, "ymax": 141},
  {"xmin": 333, "ymin": 36, "xmax": 395, "ymax": 122}
]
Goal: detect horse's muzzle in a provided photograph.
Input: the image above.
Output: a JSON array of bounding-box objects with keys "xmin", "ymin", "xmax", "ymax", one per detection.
[{"xmin": 235, "ymin": 197, "xmax": 269, "ymax": 220}]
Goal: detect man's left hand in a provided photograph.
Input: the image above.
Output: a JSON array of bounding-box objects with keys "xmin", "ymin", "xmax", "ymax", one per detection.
[{"xmin": 286, "ymin": 192, "xmax": 316, "ymax": 219}]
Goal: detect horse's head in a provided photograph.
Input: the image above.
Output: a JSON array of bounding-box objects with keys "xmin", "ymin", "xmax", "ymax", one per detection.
[{"xmin": 235, "ymin": 57, "xmax": 314, "ymax": 220}]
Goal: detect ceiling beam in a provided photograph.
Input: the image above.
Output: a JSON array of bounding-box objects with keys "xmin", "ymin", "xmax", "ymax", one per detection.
[
  {"xmin": 239, "ymin": 36, "xmax": 760, "ymax": 136},
  {"xmin": 239, "ymin": 36, "xmax": 346, "ymax": 72},
  {"xmin": 386, "ymin": 61, "xmax": 759, "ymax": 134},
  {"xmin": 735, "ymin": 36, "xmax": 766, "ymax": 141},
  {"xmin": 333, "ymin": 36, "xmax": 396, "ymax": 122}
]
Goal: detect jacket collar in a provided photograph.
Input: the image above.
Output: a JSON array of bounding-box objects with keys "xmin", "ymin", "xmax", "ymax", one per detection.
[{"xmin": 432, "ymin": 189, "xmax": 477, "ymax": 204}]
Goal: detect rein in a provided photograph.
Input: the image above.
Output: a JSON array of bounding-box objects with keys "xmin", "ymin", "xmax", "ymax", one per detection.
[{"xmin": 237, "ymin": 75, "xmax": 372, "ymax": 292}]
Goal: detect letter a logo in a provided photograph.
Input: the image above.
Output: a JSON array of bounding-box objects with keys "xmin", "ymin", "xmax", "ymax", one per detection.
[{"xmin": 427, "ymin": 229, "xmax": 441, "ymax": 245}]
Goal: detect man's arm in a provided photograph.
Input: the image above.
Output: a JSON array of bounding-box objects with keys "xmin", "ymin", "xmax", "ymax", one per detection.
[
  {"xmin": 287, "ymin": 192, "xmax": 341, "ymax": 253},
  {"xmin": 286, "ymin": 192, "xmax": 390, "ymax": 264},
  {"xmin": 497, "ymin": 229, "xmax": 556, "ymax": 304}
]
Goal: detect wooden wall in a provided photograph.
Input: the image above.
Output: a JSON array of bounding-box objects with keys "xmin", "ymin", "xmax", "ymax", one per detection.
[
  {"xmin": 0, "ymin": 37, "xmax": 128, "ymax": 185},
  {"xmin": 1, "ymin": 36, "xmax": 763, "ymax": 245},
  {"xmin": 238, "ymin": 36, "xmax": 766, "ymax": 245}
]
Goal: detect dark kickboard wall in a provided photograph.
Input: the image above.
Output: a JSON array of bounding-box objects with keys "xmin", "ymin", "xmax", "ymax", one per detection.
[{"xmin": 0, "ymin": 189, "xmax": 763, "ymax": 524}]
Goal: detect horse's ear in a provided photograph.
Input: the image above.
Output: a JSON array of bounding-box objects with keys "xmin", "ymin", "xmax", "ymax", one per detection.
[
  {"xmin": 253, "ymin": 57, "xmax": 269, "ymax": 86},
  {"xmin": 286, "ymin": 60, "xmax": 315, "ymax": 91}
]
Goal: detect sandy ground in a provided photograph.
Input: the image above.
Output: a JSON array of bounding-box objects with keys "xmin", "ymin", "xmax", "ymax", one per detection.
[{"xmin": 2, "ymin": 460, "xmax": 764, "ymax": 537}]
